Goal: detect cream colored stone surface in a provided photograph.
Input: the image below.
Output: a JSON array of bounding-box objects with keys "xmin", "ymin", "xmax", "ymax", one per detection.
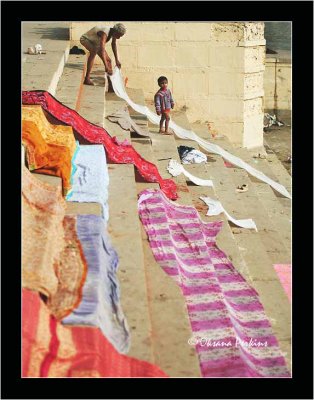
[
  {"xmin": 71, "ymin": 21, "xmax": 266, "ymax": 148},
  {"xmin": 243, "ymin": 113, "xmax": 264, "ymax": 148},
  {"xmin": 264, "ymin": 60, "xmax": 291, "ymax": 111}
]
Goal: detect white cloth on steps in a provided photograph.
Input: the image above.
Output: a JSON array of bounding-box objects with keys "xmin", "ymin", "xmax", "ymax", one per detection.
[
  {"xmin": 110, "ymin": 67, "xmax": 291, "ymax": 200},
  {"xmin": 199, "ymin": 196, "xmax": 258, "ymax": 231},
  {"xmin": 167, "ymin": 159, "xmax": 213, "ymax": 187}
]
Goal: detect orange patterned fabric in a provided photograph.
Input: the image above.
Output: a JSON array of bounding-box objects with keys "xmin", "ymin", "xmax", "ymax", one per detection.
[
  {"xmin": 22, "ymin": 105, "xmax": 76, "ymax": 155},
  {"xmin": 22, "ymin": 165, "xmax": 65, "ymax": 297},
  {"xmin": 47, "ymin": 216, "xmax": 88, "ymax": 320},
  {"xmin": 22, "ymin": 167, "xmax": 87, "ymax": 318},
  {"xmin": 22, "ymin": 289, "xmax": 168, "ymax": 377},
  {"xmin": 22, "ymin": 120, "xmax": 73, "ymax": 195}
]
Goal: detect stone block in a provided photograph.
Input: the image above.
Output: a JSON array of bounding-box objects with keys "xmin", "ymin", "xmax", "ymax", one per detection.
[
  {"xmin": 243, "ymin": 113, "xmax": 264, "ymax": 149},
  {"xmin": 244, "ymin": 71, "xmax": 264, "ymax": 99},
  {"xmin": 173, "ymin": 69, "xmax": 208, "ymax": 99},
  {"xmin": 183, "ymin": 99, "xmax": 211, "ymax": 123},
  {"xmin": 138, "ymin": 43, "xmax": 174, "ymax": 67},
  {"xmin": 243, "ymin": 97, "xmax": 263, "ymax": 117},
  {"xmin": 174, "ymin": 22, "xmax": 211, "ymax": 41},
  {"xmin": 116, "ymin": 44, "xmax": 137, "ymax": 68},
  {"xmin": 174, "ymin": 42, "xmax": 209, "ymax": 67},
  {"xmin": 210, "ymin": 22, "xmax": 245, "ymax": 43},
  {"xmin": 140, "ymin": 22, "xmax": 175, "ymax": 41},
  {"xmin": 264, "ymin": 64, "xmax": 276, "ymax": 97},
  {"xmin": 208, "ymin": 70, "xmax": 244, "ymax": 96},
  {"xmin": 276, "ymin": 64, "xmax": 292, "ymax": 109},
  {"xmin": 209, "ymin": 97, "xmax": 244, "ymax": 122},
  {"xmin": 123, "ymin": 70, "xmax": 157, "ymax": 96},
  {"xmin": 244, "ymin": 46, "xmax": 266, "ymax": 73},
  {"xmin": 209, "ymin": 46, "xmax": 244, "ymax": 70},
  {"xmin": 243, "ymin": 22, "xmax": 265, "ymax": 42}
]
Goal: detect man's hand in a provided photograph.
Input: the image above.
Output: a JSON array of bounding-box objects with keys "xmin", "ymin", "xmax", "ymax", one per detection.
[
  {"xmin": 116, "ymin": 60, "xmax": 122, "ymax": 69},
  {"xmin": 106, "ymin": 68, "xmax": 113, "ymax": 76},
  {"xmin": 157, "ymin": 111, "xmax": 161, "ymax": 116}
]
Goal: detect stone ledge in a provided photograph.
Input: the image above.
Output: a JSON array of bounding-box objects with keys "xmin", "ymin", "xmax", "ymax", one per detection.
[{"xmin": 238, "ymin": 39, "xmax": 266, "ymax": 47}]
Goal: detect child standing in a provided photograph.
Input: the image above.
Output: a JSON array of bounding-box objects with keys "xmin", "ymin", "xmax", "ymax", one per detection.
[{"xmin": 154, "ymin": 76, "xmax": 175, "ymax": 135}]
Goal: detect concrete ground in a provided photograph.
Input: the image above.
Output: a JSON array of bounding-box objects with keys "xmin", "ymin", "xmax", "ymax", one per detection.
[{"xmin": 264, "ymin": 112, "xmax": 292, "ymax": 176}]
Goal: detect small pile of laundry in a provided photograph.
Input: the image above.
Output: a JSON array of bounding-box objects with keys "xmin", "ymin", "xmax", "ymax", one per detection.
[
  {"xmin": 106, "ymin": 106, "xmax": 150, "ymax": 138},
  {"xmin": 177, "ymin": 145, "xmax": 207, "ymax": 164},
  {"xmin": 263, "ymin": 113, "xmax": 284, "ymax": 128},
  {"xmin": 27, "ymin": 44, "xmax": 46, "ymax": 55},
  {"xmin": 69, "ymin": 45, "xmax": 86, "ymax": 55}
]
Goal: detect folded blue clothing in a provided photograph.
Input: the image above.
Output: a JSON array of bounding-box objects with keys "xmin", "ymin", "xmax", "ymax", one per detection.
[
  {"xmin": 66, "ymin": 144, "xmax": 109, "ymax": 221},
  {"xmin": 62, "ymin": 214, "xmax": 130, "ymax": 354}
]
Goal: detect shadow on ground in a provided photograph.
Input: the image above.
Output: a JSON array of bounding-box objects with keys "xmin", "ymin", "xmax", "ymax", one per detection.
[
  {"xmin": 66, "ymin": 63, "xmax": 85, "ymax": 70},
  {"xmin": 33, "ymin": 27, "xmax": 69, "ymax": 40}
]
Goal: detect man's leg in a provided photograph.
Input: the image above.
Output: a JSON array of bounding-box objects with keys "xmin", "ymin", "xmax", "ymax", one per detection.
[
  {"xmin": 80, "ymin": 37, "xmax": 97, "ymax": 85},
  {"xmin": 97, "ymin": 50, "xmax": 114, "ymax": 92},
  {"xmin": 84, "ymin": 51, "xmax": 97, "ymax": 85}
]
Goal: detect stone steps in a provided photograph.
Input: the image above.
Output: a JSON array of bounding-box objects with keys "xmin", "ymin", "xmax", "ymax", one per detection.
[
  {"xmin": 140, "ymin": 96, "xmax": 291, "ymax": 369},
  {"xmin": 22, "ymin": 23, "xmax": 70, "ymax": 95},
  {"xmin": 55, "ymin": 54, "xmax": 86, "ymax": 110},
  {"xmin": 123, "ymin": 87, "xmax": 291, "ymax": 369},
  {"xmin": 186, "ymin": 123, "xmax": 291, "ymax": 368},
  {"xmin": 103, "ymin": 90, "xmax": 201, "ymax": 376},
  {"xmin": 209, "ymin": 134, "xmax": 291, "ymax": 250}
]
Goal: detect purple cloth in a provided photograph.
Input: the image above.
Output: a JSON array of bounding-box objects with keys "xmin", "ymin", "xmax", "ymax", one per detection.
[
  {"xmin": 62, "ymin": 214, "xmax": 130, "ymax": 354},
  {"xmin": 138, "ymin": 189, "xmax": 290, "ymax": 378}
]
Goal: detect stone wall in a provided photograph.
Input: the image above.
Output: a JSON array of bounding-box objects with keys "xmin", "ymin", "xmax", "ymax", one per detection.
[
  {"xmin": 264, "ymin": 57, "xmax": 291, "ymax": 113},
  {"xmin": 71, "ymin": 22, "xmax": 266, "ymax": 149}
]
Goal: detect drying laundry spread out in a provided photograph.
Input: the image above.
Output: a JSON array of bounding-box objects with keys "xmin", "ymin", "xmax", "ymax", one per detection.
[
  {"xmin": 46, "ymin": 215, "xmax": 88, "ymax": 320},
  {"xmin": 22, "ymin": 289, "xmax": 168, "ymax": 377},
  {"xmin": 107, "ymin": 106, "xmax": 150, "ymax": 137},
  {"xmin": 22, "ymin": 90, "xmax": 178, "ymax": 200},
  {"xmin": 273, "ymin": 264, "xmax": 292, "ymax": 303},
  {"xmin": 22, "ymin": 165, "xmax": 66, "ymax": 298},
  {"xmin": 167, "ymin": 159, "xmax": 214, "ymax": 187},
  {"xmin": 199, "ymin": 196, "xmax": 257, "ymax": 231},
  {"xmin": 62, "ymin": 214, "xmax": 130, "ymax": 354},
  {"xmin": 22, "ymin": 166, "xmax": 87, "ymax": 320},
  {"xmin": 178, "ymin": 145, "xmax": 208, "ymax": 164},
  {"xmin": 22, "ymin": 105, "xmax": 77, "ymax": 155},
  {"xmin": 263, "ymin": 113, "xmax": 284, "ymax": 128},
  {"xmin": 22, "ymin": 109, "xmax": 78, "ymax": 196},
  {"xmin": 138, "ymin": 189, "xmax": 290, "ymax": 378},
  {"xmin": 66, "ymin": 144, "xmax": 110, "ymax": 221},
  {"xmin": 23, "ymin": 166, "xmax": 129, "ymax": 353},
  {"xmin": 110, "ymin": 67, "xmax": 291, "ymax": 199}
]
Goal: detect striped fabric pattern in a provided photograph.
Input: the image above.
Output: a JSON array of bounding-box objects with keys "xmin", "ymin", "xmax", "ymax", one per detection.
[
  {"xmin": 138, "ymin": 189, "xmax": 290, "ymax": 378},
  {"xmin": 62, "ymin": 215, "xmax": 130, "ymax": 354}
]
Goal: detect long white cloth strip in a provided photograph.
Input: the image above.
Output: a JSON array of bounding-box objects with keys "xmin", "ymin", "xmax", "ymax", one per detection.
[
  {"xmin": 167, "ymin": 159, "xmax": 214, "ymax": 187},
  {"xmin": 110, "ymin": 68, "xmax": 291, "ymax": 200},
  {"xmin": 200, "ymin": 196, "xmax": 258, "ymax": 231}
]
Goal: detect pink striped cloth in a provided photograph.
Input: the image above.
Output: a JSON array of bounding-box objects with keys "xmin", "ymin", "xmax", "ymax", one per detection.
[
  {"xmin": 138, "ymin": 189, "xmax": 290, "ymax": 378},
  {"xmin": 273, "ymin": 264, "xmax": 292, "ymax": 303}
]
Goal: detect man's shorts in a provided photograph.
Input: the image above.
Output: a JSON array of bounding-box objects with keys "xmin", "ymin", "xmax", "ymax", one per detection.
[{"xmin": 80, "ymin": 36, "xmax": 101, "ymax": 52}]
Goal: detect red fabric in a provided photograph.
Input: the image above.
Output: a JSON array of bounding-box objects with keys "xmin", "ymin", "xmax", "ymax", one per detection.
[
  {"xmin": 22, "ymin": 90, "xmax": 178, "ymax": 200},
  {"xmin": 22, "ymin": 289, "xmax": 168, "ymax": 377}
]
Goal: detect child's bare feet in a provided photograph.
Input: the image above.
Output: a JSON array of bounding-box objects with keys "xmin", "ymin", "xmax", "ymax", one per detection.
[
  {"xmin": 162, "ymin": 131, "xmax": 172, "ymax": 135},
  {"xmin": 84, "ymin": 78, "xmax": 94, "ymax": 85},
  {"xmin": 159, "ymin": 128, "xmax": 165, "ymax": 133}
]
